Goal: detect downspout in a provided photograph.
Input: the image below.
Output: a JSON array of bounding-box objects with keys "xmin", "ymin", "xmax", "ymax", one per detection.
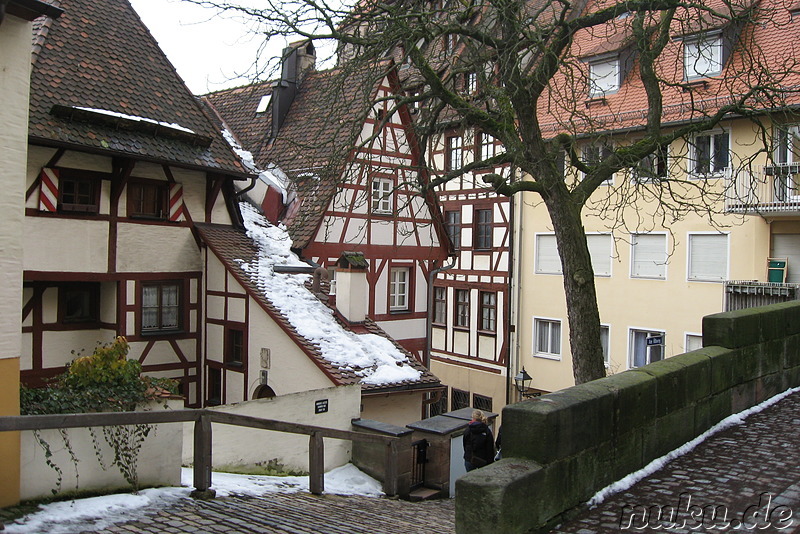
[{"xmin": 507, "ymin": 166, "xmax": 521, "ymax": 407}]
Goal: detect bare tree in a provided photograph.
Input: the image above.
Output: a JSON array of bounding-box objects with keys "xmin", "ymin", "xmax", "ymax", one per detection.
[{"xmin": 185, "ymin": 0, "xmax": 800, "ymax": 384}]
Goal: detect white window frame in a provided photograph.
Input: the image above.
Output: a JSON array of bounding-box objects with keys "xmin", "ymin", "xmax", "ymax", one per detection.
[
  {"xmin": 389, "ymin": 267, "xmax": 410, "ymax": 311},
  {"xmin": 630, "ymin": 233, "xmax": 668, "ymax": 280},
  {"xmin": 371, "ymin": 177, "xmax": 393, "ymax": 214},
  {"xmin": 633, "ymin": 143, "xmax": 670, "ymax": 183},
  {"xmin": 534, "ymin": 317, "xmax": 562, "ymax": 360},
  {"xmin": 687, "ymin": 232, "xmax": 729, "ymax": 282},
  {"xmin": 446, "ymin": 135, "xmax": 463, "ymax": 172},
  {"xmin": 587, "ymin": 233, "xmax": 613, "ymax": 277},
  {"xmin": 684, "ymin": 33, "xmax": 722, "ymax": 80},
  {"xmin": 685, "ymin": 332, "xmax": 703, "ymax": 352},
  {"xmin": 588, "ymin": 56, "xmax": 620, "ymax": 97},
  {"xmin": 464, "ymin": 71, "xmax": 478, "ymax": 94},
  {"xmin": 691, "ymin": 129, "xmax": 730, "ymax": 177},
  {"xmin": 477, "ymin": 130, "xmax": 497, "ymax": 162},
  {"xmin": 581, "ymin": 142, "xmax": 615, "ymax": 185},
  {"xmin": 535, "ymin": 233, "xmax": 562, "ymax": 275},
  {"xmin": 628, "ymin": 328, "xmax": 665, "ymax": 369},
  {"xmin": 601, "ymin": 324, "xmax": 611, "ymax": 367}
]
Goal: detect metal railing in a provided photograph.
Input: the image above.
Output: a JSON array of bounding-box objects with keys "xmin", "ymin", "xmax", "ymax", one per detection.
[
  {"xmin": 410, "ymin": 439, "xmax": 428, "ymax": 490},
  {"xmin": 0, "ymin": 409, "xmax": 400, "ymax": 496},
  {"xmin": 724, "ymin": 280, "xmax": 800, "ymax": 311},
  {"xmin": 726, "ymin": 163, "xmax": 800, "ymax": 215}
]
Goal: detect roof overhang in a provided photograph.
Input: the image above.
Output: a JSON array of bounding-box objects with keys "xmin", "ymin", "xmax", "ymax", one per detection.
[{"xmin": 1, "ymin": 0, "xmax": 63, "ymax": 23}]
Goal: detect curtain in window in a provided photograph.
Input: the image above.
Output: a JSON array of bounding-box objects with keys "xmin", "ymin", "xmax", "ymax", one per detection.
[
  {"xmin": 142, "ymin": 285, "xmax": 159, "ymax": 330},
  {"xmin": 161, "ymin": 284, "xmax": 180, "ymax": 329}
]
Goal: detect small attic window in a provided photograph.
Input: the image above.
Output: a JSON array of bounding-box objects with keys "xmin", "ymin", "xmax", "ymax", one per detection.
[{"xmin": 256, "ymin": 94, "xmax": 271, "ymax": 114}]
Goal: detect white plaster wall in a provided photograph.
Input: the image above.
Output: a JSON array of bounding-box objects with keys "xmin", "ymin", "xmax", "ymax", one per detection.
[
  {"xmin": 246, "ymin": 300, "xmax": 333, "ymax": 397},
  {"xmin": 116, "ymin": 223, "xmax": 201, "ymax": 272},
  {"xmin": 20, "ymin": 399, "xmax": 183, "ymax": 501},
  {"xmin": 182, "ymin": 385, "xmax": 360, "ymax": 472},
  {"xmin": 0, "ymin": 16, "xmax": 29, "ymax": 361},
  {"xmin": 23, "ymin": 219, "xmax": 109, "ymax": 272},
  {"xmin": 361, "ymin": 391, "xmax": 424, "ymax": 427}
]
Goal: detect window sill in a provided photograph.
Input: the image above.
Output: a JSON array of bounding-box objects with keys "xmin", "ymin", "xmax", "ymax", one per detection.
[
  {"xmin": 371, "ymin": 210, "xmax": 393, "ymax": 217},
  {"xmin": 534, "ymin": 352, "xmax": 561, "ymax": 361},
  {"xmin": 584, "ymin": 96, "xmax": 608, "ymax": 107},
  {"xmin": 225, "ymin": 361, "xmax": 244, "ymax": 370},
  {"xmin": 140, "ymin": 329, "xmax": 184, "ymax": 337},
  {"xmin": 389, "ymin": 308, "xmax": 411, "ymax": 315},
  {"xmin": 682, "ymin": 78, "xmax": 712, "ymax": 91},
  {"xmin": 477, "ymin": 329, "xmax": 497, "ymax": 336}
]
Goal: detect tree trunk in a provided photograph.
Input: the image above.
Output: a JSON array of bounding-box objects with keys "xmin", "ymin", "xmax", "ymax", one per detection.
[{"xmin": 543, "ymin": 188, "xmax": 607, "ymax": 385}]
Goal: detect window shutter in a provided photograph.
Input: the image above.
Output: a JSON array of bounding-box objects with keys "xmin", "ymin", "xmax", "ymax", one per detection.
[
  {"xmin": 168, "ymin": 183, "xmax": 185, "ymax": 222},
  {"xmin": 587, "ymin": 234, "xmax": 612, "ymax": 276},
  {"xmin": 631, "ymin": 234, "xmax": 666, "ymax": 278},
  {"xmin": 689, "ymin": 234, "xmax": 728, "ymax": 281},
  {"xmin": 536, "ymin": 234, "xmax": 562, "ymax": 274},
  {"xmin": 38, "ymin": 167, "xmax": 59, "ymax": 212}
]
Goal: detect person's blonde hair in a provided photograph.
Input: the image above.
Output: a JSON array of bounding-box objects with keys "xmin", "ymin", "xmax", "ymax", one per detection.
[{"xmin": 472, "ymin": 409, "xmax": 487, "ymax": 424}]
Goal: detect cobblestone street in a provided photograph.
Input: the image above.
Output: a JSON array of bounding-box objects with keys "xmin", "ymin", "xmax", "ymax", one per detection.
[
  {"xmin": 551, "ymin": 390, "xmax": 800, "ymax": 533},
  {"xmin": 96, "ymin": 492, "xmax": 455, "ymax": 534}
]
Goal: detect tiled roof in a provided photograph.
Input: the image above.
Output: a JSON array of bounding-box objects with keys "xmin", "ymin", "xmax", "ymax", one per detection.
[
  {"xmin": 204, "ymin": 61, "xmax": 392, "ymax": 248},
  {"xmin": 28, "ymin": 0, "xmax": 252, "ymax": 178},
  {"xmin": 195, "ymin": 223, "xmax": 440, "ymax": 393}
]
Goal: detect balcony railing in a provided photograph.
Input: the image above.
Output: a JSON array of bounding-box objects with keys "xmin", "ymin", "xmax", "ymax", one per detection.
[
  {"xmin": 724, "ymin": 280, "xmax": 800, "ymax": 311},
  {"xmin": 725, "ymin": 163, "xmax": 800, "ymax": 215}
]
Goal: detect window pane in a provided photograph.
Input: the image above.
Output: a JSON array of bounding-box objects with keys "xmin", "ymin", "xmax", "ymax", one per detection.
[
  {"xmin": 600, "ymin": 326, "xmax": 610, "ymax": 364},
  {"xmin": 589, "ymin": 59, "xmax": 618, "ymax": 95}
]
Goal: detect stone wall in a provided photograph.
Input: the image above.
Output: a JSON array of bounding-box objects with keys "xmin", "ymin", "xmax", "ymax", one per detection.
[{"xmin": 455, "ymin": 301, "xmax": 800, "ymax": 533}]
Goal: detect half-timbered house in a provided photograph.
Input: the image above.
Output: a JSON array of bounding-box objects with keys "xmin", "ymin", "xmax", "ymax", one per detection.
[
  {"xmin": 197, "ymin": 204, "xmax": 442, "ymax": 424},
  {"xmin": 203, "ymin": 44, "xmax": 451, "ymax": 362},
  {"xmin": 21, "ymin": 0, "xmax": 253, "ymax": 407}
]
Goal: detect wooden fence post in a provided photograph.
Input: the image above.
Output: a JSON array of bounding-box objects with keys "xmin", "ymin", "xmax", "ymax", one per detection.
[
  {"xmin": 309, "ymin": 432, "xmax": 324, "ymax": 495},
  {"xmin": 384, "ymin": 438, "xmax": 399, "ymax": 496},
  {"xmin": 192, "ymin": 413, "xmax": 215, "ymax": 498}
]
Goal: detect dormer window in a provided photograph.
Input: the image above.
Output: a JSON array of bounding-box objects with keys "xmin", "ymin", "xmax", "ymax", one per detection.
[
  {"xmin": 256, "ymin": 94, "xmax": 271, "ymax": 114},
  {"xmin": 684, "ymin": 33, "xmax": 722, "ymax": 80},
  {"xmin": 588, "ymin": 56, "xmax": 620, "ymax": 97}
]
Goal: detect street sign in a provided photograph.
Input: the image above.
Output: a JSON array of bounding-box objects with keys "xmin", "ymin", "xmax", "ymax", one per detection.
[{"xmin": 646, "ymin": 335, "xmax": 664, "ymax": 346}]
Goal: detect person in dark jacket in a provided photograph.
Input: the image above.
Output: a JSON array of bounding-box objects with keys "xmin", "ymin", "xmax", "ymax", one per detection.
[{"xmin": 463, "ymin": 409, "xmax": 495, "ymax": 471}]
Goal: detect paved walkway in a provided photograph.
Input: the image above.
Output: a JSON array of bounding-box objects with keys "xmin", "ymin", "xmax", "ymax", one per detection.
[
  {"xmin": 95, "ymin": 492, "xmax": 455, "ymax": 534},
  {"xmin": 551, "ymin": 390, "xmax": 800, "ymax": 533},
  {"xmin": 9, "ymin": 391, "xmax": 800, "ymax": 533}
]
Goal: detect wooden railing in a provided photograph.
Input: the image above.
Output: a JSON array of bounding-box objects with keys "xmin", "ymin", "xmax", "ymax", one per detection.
[{"xmin": 0, "ymin": 409, "xmax": 400, "ymax": 496}]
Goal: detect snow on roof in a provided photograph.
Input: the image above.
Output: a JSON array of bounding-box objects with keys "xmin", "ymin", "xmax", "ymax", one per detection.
[
  {"xmin": 75, "ymin": 107, "xmax": 195, "ymax": 134},
  {"xmin": 238, "ymin": 203, "xmax": 422, "ymax": 386},
  {"xmin": 222, "ymin": 129, "xmax": 291, "ymax": 203}
]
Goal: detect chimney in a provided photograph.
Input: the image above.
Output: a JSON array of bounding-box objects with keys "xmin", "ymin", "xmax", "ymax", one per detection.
[
  {"xmin": 334, "ymin": 251, "xmax": 368, "ymax": 323},
  {"xmin": 271, "ymin": 40, "xmax": 316, "ymax": 140}
]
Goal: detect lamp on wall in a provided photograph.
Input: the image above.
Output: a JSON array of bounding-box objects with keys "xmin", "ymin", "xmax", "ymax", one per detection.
[{"xmin": 514, "ymin": 367, "xmax": 538, "ymax": 398}]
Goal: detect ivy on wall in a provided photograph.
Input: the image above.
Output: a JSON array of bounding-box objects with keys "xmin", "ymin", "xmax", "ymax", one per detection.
[{"xmin": 21, "ymin": 337, "xmax": 178, "ymax": 493}]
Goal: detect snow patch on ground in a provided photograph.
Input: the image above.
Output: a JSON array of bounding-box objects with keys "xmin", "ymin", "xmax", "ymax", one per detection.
[{"xmin": 4, "ymin": 464, "xmax": 383, "ymax": 534}]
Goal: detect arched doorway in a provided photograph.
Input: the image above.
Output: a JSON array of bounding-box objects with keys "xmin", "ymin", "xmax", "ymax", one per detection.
[{"xmin": 253, "ymin": 384, "xmax": 276, "ymax": 399}]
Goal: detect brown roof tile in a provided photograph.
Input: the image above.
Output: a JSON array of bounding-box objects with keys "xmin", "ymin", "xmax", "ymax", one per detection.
[
  {"xmin": 28, "ymin": 0, "xmax": 251, "ymax": 178},
  {"xmin": 195, "ymin": 223, "xmax": 440, "ymax": 393},
  {"xmin": 204, "ymin": 61, "xmax": 394, "ymax": 249}
]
